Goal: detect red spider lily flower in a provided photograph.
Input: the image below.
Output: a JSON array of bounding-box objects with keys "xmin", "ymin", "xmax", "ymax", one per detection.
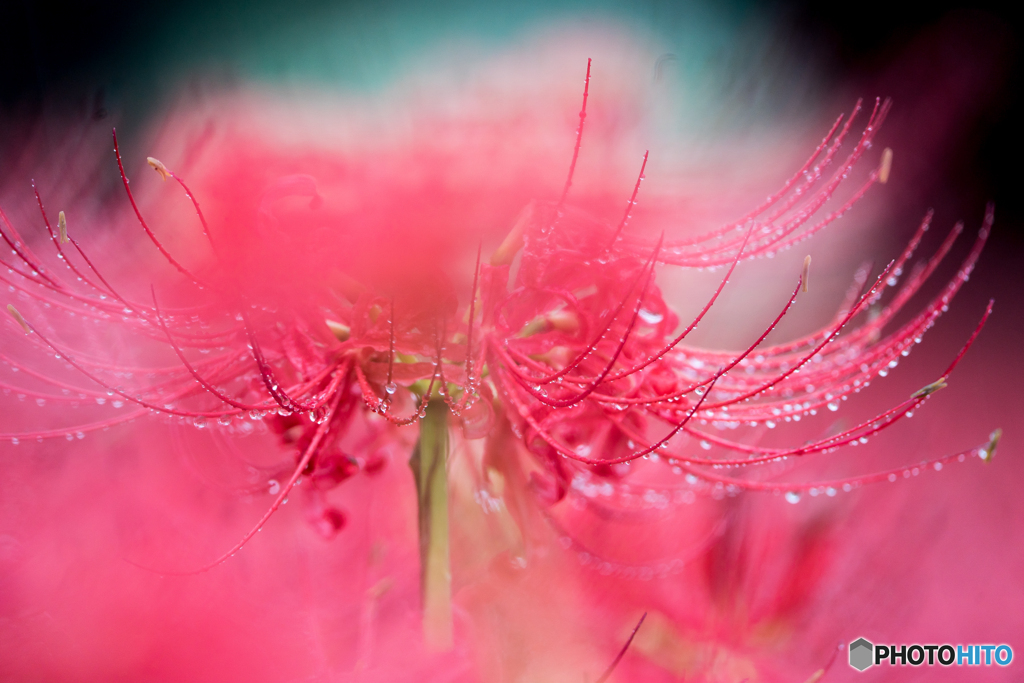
[{"xmin": 0, "ymin": 57, "xmax": 1000, "ymax": 678}]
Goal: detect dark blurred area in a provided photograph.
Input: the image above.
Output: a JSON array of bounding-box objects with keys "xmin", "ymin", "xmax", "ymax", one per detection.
[
  {"xmin": 785, "ymin": 0, "xmax": 1023, "ymax": 248},
  {"xmin": 0, "ymin": 1, "xmax": 146, "ymax": 110},
  {"xmin": 1, "ymin": 0, "xmax": 1020, "ymax": 242}
]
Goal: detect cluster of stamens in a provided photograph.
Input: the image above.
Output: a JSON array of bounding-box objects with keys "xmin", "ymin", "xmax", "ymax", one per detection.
[{"xmin": 0, "ymin": 61, "xmax": 998, "ymax": 573}]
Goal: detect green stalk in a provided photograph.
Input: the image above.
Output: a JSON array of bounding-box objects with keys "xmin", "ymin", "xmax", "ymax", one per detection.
[{"xmin": 409, "ymin": 399, "xmax": 452, "ymax": 650}]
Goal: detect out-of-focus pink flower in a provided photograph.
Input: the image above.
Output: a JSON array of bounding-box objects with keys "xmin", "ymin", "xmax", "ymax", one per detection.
[{"xmin": 0, "ymin": 43, "xmax": 1006, "ymax": 682}]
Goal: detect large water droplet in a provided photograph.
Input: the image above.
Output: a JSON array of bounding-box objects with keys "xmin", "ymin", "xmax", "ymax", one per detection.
[
  {"xmin": 638, "ymin": 309, "xmax": 663, "ymax": 324},
  {"xmin": 785, "ymin": 491, "xmax": 802, "ymax": 504}
]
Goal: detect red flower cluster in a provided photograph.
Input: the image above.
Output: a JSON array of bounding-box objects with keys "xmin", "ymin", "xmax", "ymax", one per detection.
[
  {"xmin": 1, "ymin": 63, "xmax": 998, "ymax": 569},
  {"xmin": 0, "ymin": 59, "xmax": 1003, "ymax": 681}
]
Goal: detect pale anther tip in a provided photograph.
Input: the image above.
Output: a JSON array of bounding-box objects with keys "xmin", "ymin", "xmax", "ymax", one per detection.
[
  {"xmin": 57, "ymin": 210, "xmax": 69, "ymax": 244},
  {"xmin": 911, "ymin": 376, "xmax": 947, "ymax": 399},
  {"xmin": 147, "ymin": 157, "xmax": 170, "ymax": 181},
  {"xmin": 803, "ymin": 669, "xmax": 826, "ymax": 683},
  {"xmin": 325, "ymin": 319, "xmax": 351, "ymax": 342},
  {"xmin": 7, "ymin": 304, "xmax": 31, "ymax": 334},
  {"xmin": 490, "ymin": 202, "xmax": 533, "ymax": 266},
  {"xmin": 983, "ymin": 428, "xmax": 1003, "ymax": 462},
  {"xmin": 879, "ymin": 147, "xmax": 893, "ymax": 184}
]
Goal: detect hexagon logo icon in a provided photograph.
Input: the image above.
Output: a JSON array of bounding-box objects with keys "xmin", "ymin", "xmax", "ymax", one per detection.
[{"xmin": 849, "ymin": 638, "xmax": 874, "ymax": 671}]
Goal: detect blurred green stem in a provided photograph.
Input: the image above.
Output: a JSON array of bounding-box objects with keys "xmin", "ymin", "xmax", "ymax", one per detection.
[{"xmin": 409, "ymin": 399, "xmax": 452, "ymax": 650}]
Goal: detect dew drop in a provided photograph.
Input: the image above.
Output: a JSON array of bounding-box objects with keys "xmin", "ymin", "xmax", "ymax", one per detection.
[
  {"xmin": 638, "ymin": 309, "xmax": 663, "ymax": 324},
  {"xmin": 384, "ymin": 382, "xmax": 397, "ymax": 395},
  {"xmin": 784, "ymin": 491, "xmax": 802, "ymax": 504}
]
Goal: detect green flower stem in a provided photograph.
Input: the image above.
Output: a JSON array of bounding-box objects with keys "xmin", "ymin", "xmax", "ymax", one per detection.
[{"xmin": 409, "ymin": 398, "xmax": 452, "ymax": 650}]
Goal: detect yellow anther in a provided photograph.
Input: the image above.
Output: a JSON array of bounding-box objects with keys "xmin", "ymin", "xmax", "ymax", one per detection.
[
  {"xmin": 491, "ymin": 201, "xmax": 534, "ymax": 266},
  {"xmin": 147, "ymin": 157, "xmax": 171, "ymax": 181},
  {"xmin": 325, "ymin": 319, "xmax": 351, "ymax": 342},
  {"xmin": 879, "ymin": 148, "xmax": 893, "ymax": 184},
  {"xmin": 547, "ymin": 309, "xmax": 579, "ymax": 333},
  {"xmin": 517, "ymin": 317, "xmax": 546, "ymax": 338},
  {"xmin": 801, "ymin": 255, "xmax": 811, "ymax": 293},
  {"xmin": 573, "ymin": 284, "xmax": 598, "ymax": 300},
  {"xmin": 6, "ymin": 304, "xmax": 31, "ymax": 334},
  {"xmin": 981, "ymin": 428, "xmax": 1002, "ymax": 463},
  {"xmin": 803, "ymin": 669, "xmax": 825, "ymax": 683},
  {"xmin": 58, "ymin": 211, "xmax": 69, "ymax": 244},
  {"xmin": 911, "ymin": 377, "xmax": 947, "ymax": 399},
  {"xmin": 518, "ymin": 309, "xmax": 579, "ymax": 338}
]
